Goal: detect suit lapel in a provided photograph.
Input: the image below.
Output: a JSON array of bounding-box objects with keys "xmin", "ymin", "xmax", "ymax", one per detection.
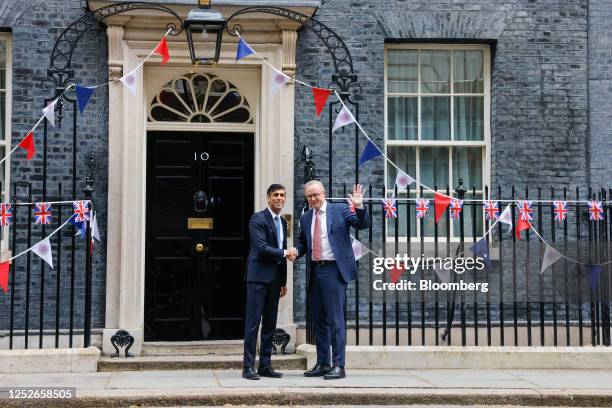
[
  {"xmin": 304, "ymin": 209, "xmax": 313, "ymax": 249},
  {"xmin": 263, "ymin": 209, "xmax": 279, "ymax": 248},
  {"xmin": 326, "ymin": 203, "xmax": 333, "ymax": 236}
]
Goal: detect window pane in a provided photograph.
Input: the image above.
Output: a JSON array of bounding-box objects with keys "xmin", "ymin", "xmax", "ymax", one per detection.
[
  {"xmin": 0, "ymin": 93, "xmax": 4, "ymax": 140},
  {"xmin": 387, "ymin": 146, "xmax": 416, "ymax": 190},
  {"xmin": 387, "ymin": 96, "xmax": 417, "ymax": 140},
  {"xmin": 453, "ymin": 192, "xmax": 483, "ymax": 237},
  {"xmin": 421, "ymin": 96, "xmax": 450, "ymax": 140},
  {"xmin": 420, "ymin": 147, "xmax": 449, "ymax": 188},
  {"xmin": 454, "ymin": 96, "xmax": 484, "ymax": 141},
  {"xmin": 387, "ymin": 49, "xmax": 418, "ymax": 93},
  {"xmin": 452, "ymin": 147, "xmax": 483, "ymax": 190},
  {"xmin": 421, "ymin": 50, "xmax": 450, "ymax": 93},
  {"xmin": 453, "ymin": 50, "xmax": 483, "ymax": 93}
]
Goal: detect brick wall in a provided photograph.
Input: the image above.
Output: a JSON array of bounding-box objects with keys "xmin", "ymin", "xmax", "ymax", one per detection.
[
  {"xmin": 293, "ymin": 0, "xmax": 596, "ymax": 324},
  {"xmin": 0, "ymin": 0, "xmax": 108, "ymax": 331}
]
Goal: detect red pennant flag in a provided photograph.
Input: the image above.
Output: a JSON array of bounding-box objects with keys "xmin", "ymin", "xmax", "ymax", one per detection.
[
  {"xmin": 434, "ymin": 192, "xmax": 452, "ymax": 224},
  {"xmin": 18, "ymin": 132, "xmax": 35, "ymax": 160},
  {"xmin": 0, "ymin": 261, "xmax": 8, "ymax": 293},
  {"xmin": 515, "ymin": 218, "xmax": 531, "ymax": 240},
  {"xmin": 312, "ymin": 87, "xmax": 332, "ymax": 117},
  {"xmin": 154, "ymin": 36, "xmax": 170, "ymax": 65},
  {"xmin": 390, "ymin": 264, "xmax": 405, "ymax": 284}
]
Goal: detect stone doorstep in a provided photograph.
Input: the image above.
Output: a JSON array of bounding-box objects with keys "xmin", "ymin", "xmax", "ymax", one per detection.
[
  {"xmin": 2, "ymin": 389, "xmax": 612, "ymax": 408},
  {"xmin": 0, "ymin": 347, "xmax": 100, "ymax": 374},
  {"xmin": 141, "ymin": 339, "xmax": 244, "ymax": 356},
  {"xmin": 97, "ymin": 354, "xmax": 307, "ymax": 372},
  {"xmin": 297, "ymin": 344, "xmax": 612, "ymax": 369}
]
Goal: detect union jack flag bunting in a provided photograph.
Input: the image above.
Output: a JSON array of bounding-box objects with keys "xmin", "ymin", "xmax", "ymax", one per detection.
[
  {"xmin": 0, "ymin": 204, "xmax": 11, "ymax": 227},
  {"xmin": 34, "ymin": 202, "xmax": 52, "ymax": 225},
  {"xmin": 382, "ymin": 198, "xmax": 397, "ymax": 218},
  {"xmin": 416, "ymin": 199, "xmax": 430, "ymax": 219},
  {"xmin": 553, "ymin": 200, "xmax": 568, "ymax": 222},
  {"xmin": 73, "ymin": 200, "xmax": 90, "ymax": 222},
  {"xmin": 518, "ymin": 200, "xmax": 534, "ymax": 221},
  {"xmin": 450, "ymin": 199, "xmax": 463, "ymax": 219},
  {"xmin": 482, "ymin": 200, "xmax": 499, "ymax": 220},
  {"xmin": 588, "ymin": 200, "xmax": 604, "ymax": 221}
]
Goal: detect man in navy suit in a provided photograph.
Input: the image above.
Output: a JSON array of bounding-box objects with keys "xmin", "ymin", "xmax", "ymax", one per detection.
[
  {"xmin": 291, "ymin": 181, "xmax": 369, "ymax": 379},
  {"xmin": 242, "ymin": 184, "xmax": 293, "ymax": 380}
]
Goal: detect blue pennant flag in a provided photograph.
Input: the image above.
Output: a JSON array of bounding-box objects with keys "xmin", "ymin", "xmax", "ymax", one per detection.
[
  {"xmin": 358, "ymin": 140, "xmax": 382, "ymax": 167},
  {"xmin": 584, "ymin": 264, "xmax": 603, "ymax": 292},
  {"xmin": 76, "ymin": 85, "xmax": 95, "ymax": 113},
  {"xmin": 470, "ymin": 237, "xmax": 491, "ymax": 269},
  {"xmin": 68, "ymin": 212, "xmax": 88, "ymax": 240},
  {"xmin": 236, "ymin": 38, "xmax": 255, "ymax": 61}
]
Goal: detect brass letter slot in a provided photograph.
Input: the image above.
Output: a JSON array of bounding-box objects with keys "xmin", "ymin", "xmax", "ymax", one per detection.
[{"xmin": 188, "ymin": 218, "xmax": 213, "ymax": 230}]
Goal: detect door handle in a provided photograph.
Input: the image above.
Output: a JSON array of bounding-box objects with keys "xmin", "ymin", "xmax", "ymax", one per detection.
[{"xmin": 195, "ymin": 243, "xmax": 205, "ymax": 252}]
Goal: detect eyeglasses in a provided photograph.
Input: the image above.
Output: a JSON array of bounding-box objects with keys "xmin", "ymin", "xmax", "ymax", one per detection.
[{"xmin": 305, "ymin": 192, "xmax": 324, "ymax": 200}]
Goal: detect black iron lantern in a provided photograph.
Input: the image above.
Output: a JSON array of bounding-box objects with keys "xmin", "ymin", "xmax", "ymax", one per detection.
[{"xmin": 184, "ymin": 0, "xmax": 226, "ymax": 65}]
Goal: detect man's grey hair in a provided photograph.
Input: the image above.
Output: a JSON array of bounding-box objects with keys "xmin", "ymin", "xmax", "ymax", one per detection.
[{"xmin": 304, "ymin": 180, "xmax": 325, "ymax": 191}]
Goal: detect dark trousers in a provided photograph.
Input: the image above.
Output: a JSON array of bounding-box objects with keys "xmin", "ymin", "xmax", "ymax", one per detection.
[
  {"xmin": 311, "ymin": 262, "xmax": 347, "ymax": 367},
  {"xmin": 243, "ymin": 278, "xmax": 281, "ymax": 368}
]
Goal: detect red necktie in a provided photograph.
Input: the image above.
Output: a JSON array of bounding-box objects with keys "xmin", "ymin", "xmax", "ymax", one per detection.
[{"xmin": 312, "ymin": 209, "xmax": 322, "ymax": 261}]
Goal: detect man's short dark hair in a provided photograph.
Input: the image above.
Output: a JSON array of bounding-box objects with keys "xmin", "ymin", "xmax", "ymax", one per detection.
[{"xmin": 267, "ymin": 184, "xmax": 286, "ymax": 195}]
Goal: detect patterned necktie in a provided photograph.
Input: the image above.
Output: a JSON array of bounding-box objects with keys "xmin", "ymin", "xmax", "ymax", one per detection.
[
  {"xmin": 274, "ymin": 215, "xmax": 282, "ymax": 249},
  {"xmin": 312, "ymin": 209, "xmax": 322, "ymax": 261}
]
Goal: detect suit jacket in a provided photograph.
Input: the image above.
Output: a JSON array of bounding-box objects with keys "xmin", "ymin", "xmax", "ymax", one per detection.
[
  {"xmin": 245, "ymin": 209, "xmax": 287, "ymax": 286},
  {"xmin": 295, "ymin": 202, "xmax": 369, "ymax": 283}
]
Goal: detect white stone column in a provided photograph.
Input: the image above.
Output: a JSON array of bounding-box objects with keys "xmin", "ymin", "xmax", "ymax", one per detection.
[
  {"xmin": 102, "ymin": 25, "xmax": 133, "ymax": 356},
  {"xmin": 275, "ymin": 27, "xmax": 298, "ymax": 352}
]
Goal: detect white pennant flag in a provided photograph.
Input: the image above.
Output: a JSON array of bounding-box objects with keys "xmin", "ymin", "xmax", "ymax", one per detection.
[
  {"xmin": 332, "ymin": 105, "xmax": 356, "ymax": 133},
  {"xmin": 31, "ymin": 237, "xmax": 53, "ymax": 269},
  {"xmin": 270, "ymin": 66, "xmax": 290, "ymax": 95},
  {"xmin": 42, "ymin": 100, "xmax": 57, "ymax": 127},
  {"xmin": 92, "ymin": 212, "xmax": 101, "ymax": 243},
  {"xmin": 540, "ymin": 246, "xmax": 563, "ymax": 274},
  {"xmin": 120, "ymin": 68, "xmax": 138, "ymax": 96},
  {"xmin": 351, "ymin": 238, "xmax": 366, "ymax": 261},
  {"xmin": 498, "ymin": 204, "xmax": 513, "ymax": 234},
  {"xmin": 395, "ymin": 170, "xmax": 416, "ymax": 193},
  {"xmin": 432, "ymin": 263, "xmax": 453, "ymax": 283}
]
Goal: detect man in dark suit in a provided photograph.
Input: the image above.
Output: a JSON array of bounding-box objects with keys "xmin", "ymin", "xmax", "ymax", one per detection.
[
  {"xmin": 242, "ymin": 184, "xmax": 293, "ymax": 380},
  {"xmin": 291, "ymin": 181, "xmax": 369, "ymax": 379}
]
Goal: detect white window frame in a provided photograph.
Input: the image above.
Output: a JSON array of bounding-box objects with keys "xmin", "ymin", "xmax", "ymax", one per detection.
[{"xmin": 384, "ymin": 43, "xmax": 491, "ymax": 242}]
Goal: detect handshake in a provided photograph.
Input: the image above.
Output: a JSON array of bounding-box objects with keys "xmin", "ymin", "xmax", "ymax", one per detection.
[{"xmin": 286, "ymin": 247, "xmax": 299, "ymax": 262}]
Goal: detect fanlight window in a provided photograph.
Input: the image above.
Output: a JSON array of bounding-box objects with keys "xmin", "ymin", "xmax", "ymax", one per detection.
[{"xmin": 149, "ymin": 73, "xmax": 252, "ymax": 123}]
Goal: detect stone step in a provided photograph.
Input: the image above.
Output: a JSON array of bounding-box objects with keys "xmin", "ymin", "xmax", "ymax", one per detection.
[
  {"xmin": 98, "ymin": 354, "xmax": 306, "ymax": 372},
  {"xmin": 141, "ymin": 340, "xmax": 244, "ymax": 356}
]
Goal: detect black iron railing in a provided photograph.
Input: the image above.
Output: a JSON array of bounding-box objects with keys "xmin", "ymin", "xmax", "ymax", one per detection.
[
  {"xmin": 302, "ymin": 182, "xmax": 612, "ymax": 347},
  {"xmin": 0, "ymin": 181, "xmax": 94, "ymax": 349}
]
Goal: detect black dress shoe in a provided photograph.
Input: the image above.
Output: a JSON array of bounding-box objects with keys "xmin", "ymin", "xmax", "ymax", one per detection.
[
  {"xmin": 258, "ymin": 365, "xmax": 282, "ymax": 378},
  {"xmin": 242, "ymin": 367, "xmax": 260, "ymax": 380},
  {"xmin": 303, "ymin": 363, "xmax": 332, "ymax": 377},
  {"xmin": 323, "ymin": 366, "xmax": 346, "ymax": 380}
]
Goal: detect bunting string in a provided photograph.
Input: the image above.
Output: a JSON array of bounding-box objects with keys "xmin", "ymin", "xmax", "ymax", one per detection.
[
  {"xmin": 0, "ymin": 29, "xmax": 173, "ymax": 168},
  {"xmin": 4, "ymin": 213, "xmax": 77, "ymax": 263},
  {"xmin": 235, "ymin": 33, "xmax": 612, "ymax": 205}
]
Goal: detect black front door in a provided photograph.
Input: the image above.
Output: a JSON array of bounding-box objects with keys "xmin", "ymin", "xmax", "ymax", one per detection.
[{"xmin": 145, "ymin": 131, "xmax": 254, "ymax": 341}]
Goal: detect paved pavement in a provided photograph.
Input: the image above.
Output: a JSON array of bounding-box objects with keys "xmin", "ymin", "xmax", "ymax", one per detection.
[{"xmin": 2, "ymin": 369, "xmax": 612, "ymax": 406}]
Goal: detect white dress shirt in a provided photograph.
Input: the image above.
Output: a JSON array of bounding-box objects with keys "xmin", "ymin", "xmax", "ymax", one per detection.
[
  {"xmin": 268, "ymin": 208, "xmax": 286, "ymax": 257},
  {"xmin": 310, "ymin": 201, "xmax": 335, "ymax": 261}
]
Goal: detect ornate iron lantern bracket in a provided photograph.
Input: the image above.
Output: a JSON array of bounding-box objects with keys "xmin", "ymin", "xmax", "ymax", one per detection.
[
  {"xmin": 43, "ymin": 2, "xmax": 184, "ymax": 123},
  {"xmin": 225, "ymin": 6, "xmax": 361, "ymax": 102}
]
